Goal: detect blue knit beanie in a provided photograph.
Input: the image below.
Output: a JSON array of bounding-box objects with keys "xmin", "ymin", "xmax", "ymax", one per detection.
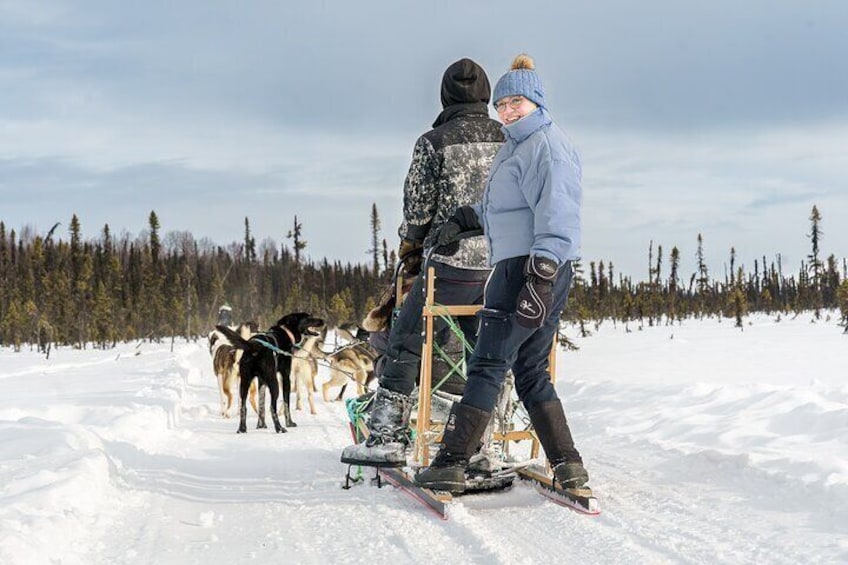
[{"xmin": 492, "ymin": 54, "xmax": 545, "ymax": 109}]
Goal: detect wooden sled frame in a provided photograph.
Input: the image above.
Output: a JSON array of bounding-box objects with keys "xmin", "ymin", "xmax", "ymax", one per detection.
[{"xmin": 411, "ymin": 264, "xmax": 557, "ymax": 470}]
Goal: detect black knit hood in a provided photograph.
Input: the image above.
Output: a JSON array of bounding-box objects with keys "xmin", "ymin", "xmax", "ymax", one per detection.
[{"xmin": 440, "ymin": 58, "xmax": 491, "ymax": 108}]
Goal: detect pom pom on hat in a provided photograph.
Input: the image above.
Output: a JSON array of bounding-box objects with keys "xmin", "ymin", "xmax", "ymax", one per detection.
[
  {"xmin": 510, "ymin": 54, "xmax": 535, "ymax": 71},
  {"xmin": 493, "ymin": 54, "xmax": 546, "ymax": 108}
]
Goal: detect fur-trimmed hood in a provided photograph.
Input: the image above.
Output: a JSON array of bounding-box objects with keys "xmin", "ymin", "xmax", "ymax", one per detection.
[
  {"xmin": 361, "ymin": 274, "xmax": 416, "ymax": 333},
  {"xmin": 361, "ymin": 305, "xmax": 389, "ymax": 333}
]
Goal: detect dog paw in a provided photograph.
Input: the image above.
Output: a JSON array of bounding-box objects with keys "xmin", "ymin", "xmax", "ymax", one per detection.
[
  {"xmin": 237, "ymin": 428, "xmax": 246, "ymax": 434},
  {"xmin": 275, "ymin": 426, "xmax": 287, "ymax": 433}
]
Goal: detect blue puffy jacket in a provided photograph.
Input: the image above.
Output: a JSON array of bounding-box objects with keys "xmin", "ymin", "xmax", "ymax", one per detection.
[{"xmin": 474, "ymin": 107, "xmax": 582, "ymax": 266}]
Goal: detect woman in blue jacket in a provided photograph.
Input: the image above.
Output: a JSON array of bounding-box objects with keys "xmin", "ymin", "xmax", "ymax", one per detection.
[{"xmin": 415, "ymin": 54, "xmax": 590, "ymax": 493}]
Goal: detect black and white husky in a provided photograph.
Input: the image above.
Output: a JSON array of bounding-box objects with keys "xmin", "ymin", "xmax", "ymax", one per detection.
[{"xmin": 217, "ymin": 313, "xmax": 324, "ymax": 433}]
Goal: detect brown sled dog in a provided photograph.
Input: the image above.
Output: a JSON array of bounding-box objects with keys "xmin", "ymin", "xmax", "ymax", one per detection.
[
  {"xmin": 322, "ymin": 322, "xmax": 378, "ymax": 402},
  {"xmin": 292, "ymin": 324, "xmax": 327, "ymax": 415},
  {"xmin": 208, "ymin": 321, "xmax": 258, "ymax": 418}
]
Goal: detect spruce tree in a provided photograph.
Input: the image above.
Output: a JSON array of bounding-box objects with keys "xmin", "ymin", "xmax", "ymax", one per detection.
[
  {"xmin": 1, "ymin": 299, "xmax": 24, "ymax": 351},
  {"xmin": 824, "ymin": 254, "xmax": 840, "ymax": 307},
  {"xmin": 729, "ymin": 247, "xmax": 736, "ymax": 286},
  {"xmin": 655, "ymin": 244, "xmax": 663, "ymax": 286},
  {"xmin": 597, "ymin": 261, "xmax": 608, "ymax": 316},
  {"xmin": 91, "ymin": 281, "xmax": 116, "ymax": 348},
  {"xmin": 243, "ymin": 217, "xmax": 258, "ymax": 319},
  {"xmin": 326, "ymin": 291, "xmax": 350, "ymax": 327},
  {"xmin": 731, "ymin": 267, "xmax": 747, "ymax": 328},
  {"xmin": 837, "ymin": 280, "xmax": 848, "ymax": 332},
  {"xmin": 369, "ymin": 203, "xmax": 381, "ymax": 276},
  {"xmin": 0, "ymin": 222, "xmax": 7, "ymax": 325},
  {"xmin": 286, "ymin": 215, "xmax": 306, "ymax": 266},
  {"xmin": 807, "ymin": 205, "xmax": 823, "ymax": 318},
  {"xmin": 143, "ymin": 211, "xmax": 165, "ymax": 340},
  {"xmin": 244, "ymin": 217, "xmax": 256, "ymax": 263},
  {"xmin": 669, "ymin": 247, "xmax": 680, "ymax": 323},
  {"xmin": 148, "ymin": 211, "xmax": 161, "ymax": 263},
  {"xmin": 696, "ymin": 233, "xmax": 709, "ymax": 293},
  {"xmin": 382, "ymin": 238, "xmax": 389, "ymax": 275},
  {"xmin": 69, "ymin": 215, "xmax": 94, "ymax": 347},
  {"xmin": 648, "ymin": 240, "xmax": 654, "ymax": 282}
]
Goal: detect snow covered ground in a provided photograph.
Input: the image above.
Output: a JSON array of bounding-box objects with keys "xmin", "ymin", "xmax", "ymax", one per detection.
[{"xmin": 1, "ymin": 313, "xmax": 846, "ymax": 564}]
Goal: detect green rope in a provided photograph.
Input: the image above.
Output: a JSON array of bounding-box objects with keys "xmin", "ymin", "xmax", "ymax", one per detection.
[
  {"xmin": 432, "ymin": 305, "xmax": 475, "ymax": 354},
  {"xmin": 344, "ymin": 394, "xmax": 376, "ymax": 482},
  {"xmin": 432, "ymin": 340, "xmax": 466, "ymax": 391},
  {"xmin": 426, "ymin": 304, "xmax": 477, "ymax": 392},
  {"xmin": 346, "ymin": 395, "xmax": 374, "ymax": 440}
]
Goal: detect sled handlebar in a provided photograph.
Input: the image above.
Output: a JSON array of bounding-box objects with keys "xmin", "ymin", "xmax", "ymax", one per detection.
[{"xmin": 421, "ymin": 228, "xmax": 484, "ymax": 274}]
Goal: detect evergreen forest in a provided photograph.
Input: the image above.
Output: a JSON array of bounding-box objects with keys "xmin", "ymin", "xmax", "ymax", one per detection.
[{"xmin": 1, "ymin": 205, "xmax": 847, "ymax": 352}]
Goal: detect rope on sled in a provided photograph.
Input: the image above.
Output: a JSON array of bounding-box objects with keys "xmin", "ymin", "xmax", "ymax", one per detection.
[
  {"xmin": 346, "ymin": 393, "xmax": 374, "ymax": 432},
  {"xmin": 344, "ymin": 393, "xmax": 376, "ymax": 483},
  {"xmin": 429, "ymin": 304, "xmax": 475, "ymax": 393}
]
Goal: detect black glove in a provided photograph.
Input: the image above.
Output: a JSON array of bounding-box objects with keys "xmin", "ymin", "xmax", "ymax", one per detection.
[
  {"xmin": 434, "ymin": 206, "xmax": 482, "ymax": 256},
  {"xmin": 398, "ymin": 239, "xmax": 423, "ymax": 276},
  {"xmin": 515, "ymin": 256, "xmax": 559, "ymax": 328}
]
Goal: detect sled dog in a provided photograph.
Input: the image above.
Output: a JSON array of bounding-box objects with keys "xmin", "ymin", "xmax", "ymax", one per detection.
[
  {"xmin": 217, "ymin": 313, "xmax": 324, "ymax": 433},
  {"xmin": 323, "ymin": 323, "xmax": 377, "ymax": 402},
  {"xmin": 208, "ymin": 321, "xmax": 258, "ymax": 418},
  {"xmin": 292, "ymin": 324, "xmax": 328, "ymax": 415}
]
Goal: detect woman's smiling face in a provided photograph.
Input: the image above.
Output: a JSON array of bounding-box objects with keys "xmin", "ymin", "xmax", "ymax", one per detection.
[{"xmin": 494, "ymin": 95, "xmax": 538, "ymax": 125}]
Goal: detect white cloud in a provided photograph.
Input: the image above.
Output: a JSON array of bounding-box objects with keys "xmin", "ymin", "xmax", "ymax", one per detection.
[{"xmin": 2, "ymin": 1, "xmax": 847, "ymax": 277}]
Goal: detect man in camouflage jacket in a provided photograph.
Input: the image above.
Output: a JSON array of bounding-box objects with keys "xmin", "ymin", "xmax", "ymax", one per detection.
[{"xmin": 341, "ymin": 58, "xmax": 503, "ymax": 467}]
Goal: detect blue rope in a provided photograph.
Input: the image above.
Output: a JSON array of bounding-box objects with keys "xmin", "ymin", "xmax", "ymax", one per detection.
[{"xmin": 252, "ymin": 334, "xmax": 293, "ymax": 356}]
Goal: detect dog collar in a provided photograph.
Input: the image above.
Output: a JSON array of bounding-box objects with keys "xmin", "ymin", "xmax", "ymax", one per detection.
[{"xmin": 280, "ymin": 326, "xmax": 296, "ymax": 345}]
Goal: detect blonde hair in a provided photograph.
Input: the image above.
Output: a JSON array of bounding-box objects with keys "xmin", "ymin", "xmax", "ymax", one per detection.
[{"xmin": 510, "ymin": 54, "xmax": 535, "ymax": 71}]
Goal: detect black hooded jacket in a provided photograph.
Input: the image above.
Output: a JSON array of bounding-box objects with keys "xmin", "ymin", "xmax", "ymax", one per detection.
[{"xmin": 399, "ymin": 58, "xmax": 504, "ymax": 270}]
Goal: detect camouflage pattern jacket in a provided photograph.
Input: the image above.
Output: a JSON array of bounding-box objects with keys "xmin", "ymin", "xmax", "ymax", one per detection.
[{"xmin": 399, "ymin": 102, "xmax": 503, "ymax": 270}]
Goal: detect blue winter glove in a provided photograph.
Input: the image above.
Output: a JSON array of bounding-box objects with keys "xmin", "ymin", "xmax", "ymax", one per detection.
[
  {"xmin": 515, "ymin": 256, "xmax": 559, "ymax": 328},
  {"xmin": 434, "ymin": 206, "xmax": 482, "ymax": 256}
]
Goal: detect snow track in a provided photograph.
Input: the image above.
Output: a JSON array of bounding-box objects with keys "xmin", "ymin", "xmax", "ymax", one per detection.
[{"xmin": 1, "ymin": 314, "xmax": 845, "ymax": 564}]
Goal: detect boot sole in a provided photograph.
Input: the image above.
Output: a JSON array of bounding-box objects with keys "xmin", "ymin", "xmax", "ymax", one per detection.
[
  {"xmin": 557, "ymin": 477, "xmax": 589, "ymax": 489},
  {"xmin": 413, "ymin": 479, "xmax": 466, "ymax": 493},
  {"xmin": 340, "ymin": 456, "xmax": 405, "ymax": 468}
]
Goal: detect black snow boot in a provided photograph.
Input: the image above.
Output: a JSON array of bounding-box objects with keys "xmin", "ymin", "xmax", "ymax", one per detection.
[
  {"xmin": 340, "ymin": 387, "xmax": 411, "ymax": 467},
  {"xmin": 414, "ymin": 403, "xmax": 491, "ymax": 493},
  {"xmin": 528, "ymin": 400, "xmax": 589, "ymax": 489}
]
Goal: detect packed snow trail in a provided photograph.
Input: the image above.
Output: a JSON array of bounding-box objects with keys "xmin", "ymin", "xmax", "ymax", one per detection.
[{"xmin": 1, "ymin": 314, "xmax": 845, "ymax": 564}]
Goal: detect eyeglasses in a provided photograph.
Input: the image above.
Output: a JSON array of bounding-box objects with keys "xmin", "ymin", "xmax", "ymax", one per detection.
[{"xmin": 494, "ymin": 96, "xmax": 524, "ymax": 113}]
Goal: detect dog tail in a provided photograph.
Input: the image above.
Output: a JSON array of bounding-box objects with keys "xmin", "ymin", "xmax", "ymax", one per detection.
[{"xmin": 215, "ymin": 325, "xmax": 252, "ymax": 350}]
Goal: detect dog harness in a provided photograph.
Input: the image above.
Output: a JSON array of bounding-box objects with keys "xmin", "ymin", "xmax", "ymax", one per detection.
[{"xmin": 251, "ymin": 332, "xmax": 290, "ymax": 356}]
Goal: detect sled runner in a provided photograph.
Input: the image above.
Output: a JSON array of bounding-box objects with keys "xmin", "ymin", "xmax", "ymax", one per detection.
[{"xmin": 517, "ymin": 464, "xmax": 601, "ymax": 515}]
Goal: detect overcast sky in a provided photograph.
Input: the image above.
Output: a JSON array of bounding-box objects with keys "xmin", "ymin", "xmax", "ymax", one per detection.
[{"xmin": 2, "ymin": 0, "xmax": 846, "ymax": 280}]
